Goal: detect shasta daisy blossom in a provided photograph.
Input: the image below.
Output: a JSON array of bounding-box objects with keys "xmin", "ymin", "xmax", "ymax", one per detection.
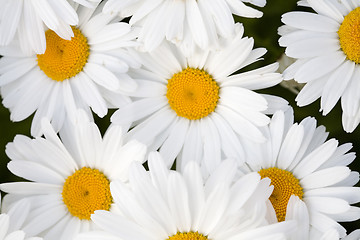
[
  {"xmin": 0, "ymin": 113, "xmax": 147, "ymax": 240},
  {"xmin": 111, "ymin": 23, "xmax": 288, "ymax": 174},
  {"xmin": 103, "ymin": 0, "xmax": 266, "ymax": 52},
  {"xmin": 76, "ymin": 152, "xmax": 296, "ymax": 240},
  {"xmin": 279, "ymin": 0, "xmax": 360, "ymax": 132},
  {"xmin": 239, "ymin": 110, "xmax": 360, "ymax": 239},
  {"xmin": 0, "ymin": 0, "xmax": 101, "ymax": 54},
  {"xmin": 0, "ymin": 3, "xmax": 140, "ymax": 136}
]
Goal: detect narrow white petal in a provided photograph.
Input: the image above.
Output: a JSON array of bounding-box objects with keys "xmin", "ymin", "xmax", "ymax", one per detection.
[
  {"xmin": 281, "ymin": 12, "xmax": 340, "ymax": 32},
  {"xmin": 0, "ymin": 182, "xmax": 61, "ymax": 195},
  {"xmin": 159, "ymin": 118, "xmax": 189, "ymax": 168},
  {"xmin": 305, "ymin": 187, "xmax": 360, "ymax": 204},
  {"xmin": 216, "ymin": 105, "xmax": 266, "ymax": 143},
  {"xmin": 200, "ymin": 117, "xmax": 221, "ymax": 173},
  {"xmin": 293, "ymin": 138, "xmax": 339, "ymax": 178},
  {"xmin": 31, "ymin": 0, "xmax": 60, "ymax": 30},
  {"xmin": 22, "ymin": 204, "xmax": 67, "ymax": 237},
  {"xmin": 285, "ymin": 37, "xmax": 339, "ymax": 59},
  {"xmin": 23, "ymin": 0, "xmax": 46, "ymax": 54},
  {"xmin": 7, "ymin": 161, "xmax": 65, "ymax": 184},
  {"xmin": 111, "ymin": 97, "xmax": 167, "ymax": 125},
  {"xmin": 167, "ymin": 172, "xmax": 191, "ymax": 232},
  {"xmin": 305, "ymin": 196, "xmax": 350, "ymax": 214},
  {"xmin": 294, "ymin": 51, "xmax": 346, "ymax": 83},
  {"xmin": 277, "ymin": 124, "xmax": 304, "ymax": 170},
  {"xmin": 92, "ymin": 211, "xmax": 152, "ymax": 239},
  {"xmin": 300, "ymin": 166, "xmax": 351, "ymax": 189},
  {"xmin": 296, "ymin": 75, "xmax": 328, "ymax": 107},
  {"xmin": 321, "ymin": 60, "xmax": 354, "ymax": 115},
  {"xmin": 185, "ymin": 0, "xmax": 208, "ymax": 49},
  {"xmin": 0, "ymin": 0, "xmax": 22, "ymax": 45}
]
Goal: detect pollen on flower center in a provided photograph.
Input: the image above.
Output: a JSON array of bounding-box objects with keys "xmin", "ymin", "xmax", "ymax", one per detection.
[
  {"xmin": 338, "ymin": 7, "xmax": 360, "ymax": 64},
  {"xmin": 167, "ymin": 231, "xmax": 208, "ymax": 240},
  {"xmin": 62, "ymin": 167, "xmax": 112, "ymax": 220},
  {"xmin": 166, "ymin": 67, "xmax": 219, "ymax": 120},
  {"xmin": 37, "ymin": 26, "xmax": 90, "ymax": 81},
  {"xmin": 258, "ymin": 167, "xmax": 303, "ymax": 222}
]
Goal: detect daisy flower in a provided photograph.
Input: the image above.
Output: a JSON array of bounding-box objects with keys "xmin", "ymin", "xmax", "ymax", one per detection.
[
  {"xmin": 111, "ymin": 23, "xmax": 288, "ymax": 173},
  {"xmin": 0, "ymin": 0, "xmax": 101, "ymax": 54},
  {"xmin": 76, "ymin": 152, "xmax": 296, "ymax": 240},
  {"xmin": 102, "ymin": 0, "xmax": 266, "ymax": 52},
  {"xmin": 0, "ymin": 112, "xmax": 147, "ymax": 240},
  {"xmin": 0, "ymin": 3, "xmax": 140, "ymax": 136},
  {"xmin": 240, "ymin": 109, "xmax": 360, "ymax": 238},
  {"xmin": 0, "ymin": 197, "xmax": 42, "ymax": 240},
  {"xmin": 279, "ymin": 0, "xmax": 360, "ymax": 132}
]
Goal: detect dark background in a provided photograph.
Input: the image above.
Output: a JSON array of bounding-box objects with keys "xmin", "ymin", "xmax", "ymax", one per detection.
[{"xmin": 0, "ymin": 0, "xmax": 359, "ymax": 234}]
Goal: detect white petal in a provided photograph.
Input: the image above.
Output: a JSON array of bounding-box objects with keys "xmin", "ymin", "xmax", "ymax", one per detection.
[
  {"xmin": 281, "ymin": 12, "xmax": 340, "ymax": 32},
  {"xmin": 91, "ymin": 211, "xmax": 151, "ymax": 240},
  {"xmin": 305, "ymin": 187, "xmax": 360, "ymax": 204},
  {"xmin": 111, "ymin": 97, "xmax": 167, "ymax": 125},
  {"xmin": 277, "ymin": 123, "xmax": 304, "ymax": 170},
  {"xmin": 31, "ymin": 0, "xmax": 60, "ymax": 31},
  {"xmin": 300, "ymin": 166, "xmax": 351, "ymax": 189},
  {"xmin": 159, "ymin": 118, "xmax": 189, "ymax": 168},
  {"xmin": 296, "ymin": 75, "xmax": 328, "ymax": 107},
  {"xmin": 0, "ymin": 182, "xmax": 61, "ymax": 195},
  {"xmin": 305, "ymin": 196, "xmax": 350, "ymax": 214},
  {"xmin": 0, "ymin": 0, "xmax": 22, "ymax": 45},
  {"xmin": 294, "ymin": 51, "xmax": 346, "ymax": 83},
  {"xmin": 341, "ymin": 67, "xmax": 360, "ymax": 117},
  {"xmin": 167, "ymin": 172, "xmax": 191, "ymax": 232},
  {"xmin": 7, "ymin": 160, "xmax": 65, "ymax": 184},
  {"xmin": 216, "ymin": 105, "xmax": 266, "ymax": 142},
  {"xmin": 71, "ymin": 72, "xmax": 107, "ymax": 117},
  {"xmin": 22, "ymin": 204, "xmax": 67, "ymax": 237},
  {"xmin": 200, "ymin": 117, "xmax": 221, "ymax": 173},
  {"xmin": 293, "ymin": 139, "xmax": 339, "ymax": 179},
  {"xmin": 321, "ymin": 60, "xmax": 354, "ymax": 115},
  {"xmin": 285, "ymin": 37, "xmax": 340, "ymax": 59},
  {"xmin": 23, "ymin": 0, "xmax": 46, "ymax": 54},
  {"xmin": 185, "ymin": 0, "xmax": 208, "ymax": 49}
]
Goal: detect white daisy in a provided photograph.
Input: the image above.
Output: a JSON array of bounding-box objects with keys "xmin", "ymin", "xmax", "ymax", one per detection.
[
  {"xmin": 0, "ymin": 0, "xmax": 101, "ymax": 54},
  {"xmin": 76, "ymin": 152, "xmax": 297, "ymax": 240},
  {"xmin": 111, "ymin": 23, "xmax": 288, "ymax": 174},
  {"xmin": 279, "ymin": 0, "xmax": 360, "ymax": 132},
  {"xmin": 239, "ymin": 109, "xmax": 360, "ymax": 238},
  {"xmin": 0, "ymin": 3, "xmax": 140, "ymax": 137},
  {"xmin": 102, "ymin": 0, "xmax": 266, "ymax": 52},
  {"xmin": 0, "ymin": 112, "xmax": 147, "ymax": 240}
]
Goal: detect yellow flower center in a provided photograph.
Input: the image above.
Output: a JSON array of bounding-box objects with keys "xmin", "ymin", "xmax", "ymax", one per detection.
[
  {"xmin": 62, "ymin": 167, "xmax": 112, "ymax": 220},
  {"xmin": 166, "ymin": 67, "xmax": 219, "ymax": 120},
  {"xmin": 338, "ymin": 7, "xmax": 360, "ymax": 63},
  {"xmin": 167, "ymin": 232, "xmax": 208, "ymax": 240},
  {"xmin": 37, "ymin": 26, "xmax": 90, "ymax": 81},
  {"xmin": 258, "ymin": 167, "xmax": 303, "ymax": 222}
]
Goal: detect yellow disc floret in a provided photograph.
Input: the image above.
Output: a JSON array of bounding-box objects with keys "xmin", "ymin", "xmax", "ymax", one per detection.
[
  {"xmin": 62, "ymin": 167, "xmax": 112, "ymax": 220},
  {"xmin": 338, "ymin": 7, "xmax": 360, "ymax": 63},
  {"xmin": 166, "ymin": 67, "xmax": 219, "ymax": 120},
  {"xmin": 37, "ymin": 26, "xmax": 90, "ymax": 81},
  {"xmin": 258, "ymin": 167, "xmax": 303, "ymax": 222},
  {"xmin": 167, "ymin": 231, "xmax": 208, "ymax": 240}
]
